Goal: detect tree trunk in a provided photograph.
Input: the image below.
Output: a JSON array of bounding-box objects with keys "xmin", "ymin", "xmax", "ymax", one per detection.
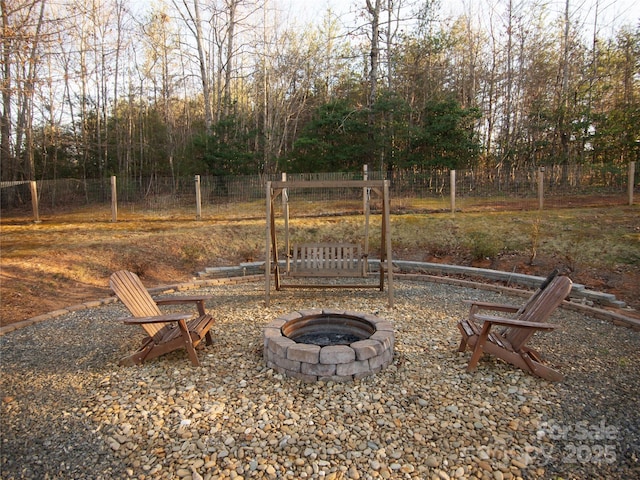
[
  {"xmin": 559, "ymin": 0, "xmax": 571, "ymax": 165},
  {"xmin": 366, "ymin": 0, "xmax": 381, "ymax": 170},
  {"xmin": 190, "ymin": 0, "xmax": 213, "ymax": 130},
  {"xmin": 366, "ymin": 0, "xmax": 380, "ymax": 108},
  {"xmin": 224, "ymin": 0, "xmax": 237, "ymax": 119},
  {"xmin": 0, "ymin": 0, "xmax": 12, "ymax": 179}
]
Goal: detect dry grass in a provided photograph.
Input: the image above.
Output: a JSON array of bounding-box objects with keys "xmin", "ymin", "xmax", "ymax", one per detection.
[{"xmin": 1, "ymin": 204, "xmax": 638, "ymax": 326}]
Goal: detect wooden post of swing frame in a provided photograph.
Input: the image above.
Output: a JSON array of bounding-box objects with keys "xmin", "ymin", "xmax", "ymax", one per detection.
[
  {"xmin": 383, "ymin": 179, "xmax": 394, "ymax": 307},
  {"xmin": 266, "ymin": 181, "xmax": 285, "ymax": 305},
  {"xmin": 282, "ymin": 173, "xmax": 289, "ymax": 273},
  {"xmin": 363, "ymin": 165, "xmax": 370, "ymax": 275},
  {"xmin": 265, "ymin": 181, "xmax": 272, "ymax": 306}
]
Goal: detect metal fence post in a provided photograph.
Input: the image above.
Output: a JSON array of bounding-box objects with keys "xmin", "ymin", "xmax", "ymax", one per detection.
[
  {"xmin": 195, "ymin": 175, "xmax": 202, "ymax": 220},
  {"xmin": 629, "ymin": 162, "xmax": 636, "ymax": 206},
  {"xmin": 110, "ymin": 176, "xmax": 117, "ymax": 222},
  {"xmin": 450, "ymin": 170, "xmax": 456, "ymax": 213}
]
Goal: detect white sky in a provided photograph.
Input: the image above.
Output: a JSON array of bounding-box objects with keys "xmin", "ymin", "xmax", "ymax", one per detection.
[{"xmin": 284, "ymin": 0, "xmax": 640, "ymax": 34}]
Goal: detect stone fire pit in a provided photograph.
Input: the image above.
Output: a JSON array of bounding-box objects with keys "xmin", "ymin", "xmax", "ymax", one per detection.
[{"xmin": 263, "ymin": 309, "xmax": 394, "ymax": 382}]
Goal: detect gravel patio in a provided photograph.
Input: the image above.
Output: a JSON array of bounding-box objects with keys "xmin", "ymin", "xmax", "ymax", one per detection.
[{"xmin": 1, "ymin": 278, "xmax": 639, "ymax": 479}]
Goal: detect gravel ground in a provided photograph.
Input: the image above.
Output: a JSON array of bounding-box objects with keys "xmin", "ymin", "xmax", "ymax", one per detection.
[{"xmin": 1, "ymin": 279, "xmax": 639, "ymax": 480}]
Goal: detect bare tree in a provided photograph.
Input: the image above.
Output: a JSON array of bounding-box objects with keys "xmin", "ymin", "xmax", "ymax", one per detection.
[
  {"xmin": 366, "ymin": 0, "xmax": 381, "ymax": 108},
  {"xmin": 223, "ymin": 0, "xmax": 239, "ymax": 118},
  {"xmin": 1, "ymin": 0, "xmax": 48, "ymax": 180},
  {"xmin": 143, "ymin": 7, "xmax": 180, "ymax": 179},
  {"xmin": 174, "ymin": 0, "xmax": 214, "ymax": 130},
  {"xmin": 0, "ymin": 0, "xmax": 13, "ymax": 177},
  {"xmin": 557, "ymin": 0, "xmax": 571, "ymax": 164}
]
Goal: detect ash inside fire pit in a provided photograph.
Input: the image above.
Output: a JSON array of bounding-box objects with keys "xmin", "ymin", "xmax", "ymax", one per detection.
[
  {"xmin": 282, "ymin": 313, "xmax": 375, "ymax": 346},
  {"xmin": 294, "ymin": 332, "xmax": 360, "ymax": 346},
  {"xmin": 264, "ymin": 309, "xmax": 395, "ymax": 382}
]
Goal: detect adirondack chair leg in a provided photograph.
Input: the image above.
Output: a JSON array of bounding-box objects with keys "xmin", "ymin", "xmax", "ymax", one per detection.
[
  {"xmin": 458, "ymin": 337, "xmax": 468, "ymax": 352},
  {"xmin": 119, "ymin": 344, "xmax": 154, "ymax": 366},
  {"xmin": 178, "ymin": 319, "xmax": 200, "ymax": 367},
  {"xmin": 467, "ymin": 323, "xmax": 491, "ymax": 371},
  {"xmin": 518, "ymin": 344, "xmax": 563, "ymax": 380},
  {"xmin": 467, "ymin": 345, "xmax": 483, "ymax": 371},
  {"xmin": 205, "ymin": 331, "xmax": 213, "ymax": 346},
  {"xmin": 522, "ymin": 346, "xmax": 543, "ymax": 363},
  {"xmin": 521, "ymin": 352, "xmax": 563, "ymax": 382}
]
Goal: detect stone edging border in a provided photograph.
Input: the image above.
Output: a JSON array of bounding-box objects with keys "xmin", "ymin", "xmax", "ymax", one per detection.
[{"xmin": 2, "ymin": 263, "xmax": 638, "ymax": 336}]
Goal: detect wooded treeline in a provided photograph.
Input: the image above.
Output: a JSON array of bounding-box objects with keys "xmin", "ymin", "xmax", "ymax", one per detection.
[{"xmin": 1, "ymin": 0, "xmax": 638, "ymax": 183}]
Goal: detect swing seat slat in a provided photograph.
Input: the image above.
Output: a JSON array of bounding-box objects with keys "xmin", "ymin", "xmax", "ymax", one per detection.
[{"xmin": 290, "ymin": 243, "xmax": 367, "ymax": 278}]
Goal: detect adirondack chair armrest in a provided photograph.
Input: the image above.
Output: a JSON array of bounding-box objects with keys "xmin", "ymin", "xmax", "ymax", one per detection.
[
  {"xmin": 155, "ymin": 295, "xmax": 212, "ymax": 305},
  {"xmin": 120, "ymin": 313, "xmax": 193, "ymax": 325},
  {"xmin": 155, "ymin": 296, "xmax": 212, "ymax": 315},
  {"xmin": 464, "ymin": 300, "xmax": 521, "ymax": 313},
  {"xmin": 473, "ymin": 314, "xmax": 560, "ymax": 331}
]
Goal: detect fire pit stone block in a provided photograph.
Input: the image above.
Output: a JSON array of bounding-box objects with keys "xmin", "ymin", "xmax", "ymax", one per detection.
[
  {"xmin": 320, "ymin": 345, "xmax": 356, "ymax": 364},
  {"xmin": 351, "ymin": 339, "xmax": 382, "ymax": 360},
  {"xmin": 287, "ymin": 343, "xmax": 321, "ymax": 363}
]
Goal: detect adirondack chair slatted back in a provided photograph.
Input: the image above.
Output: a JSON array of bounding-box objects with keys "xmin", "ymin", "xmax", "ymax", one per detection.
[
  {"xmin": 110, "ymin": 270, "xmax": 166, "ymax": 338},
  {"xmin": 505, "ymin": 275, "xmax": 572, "ymax": 351},
  {"xmin": 516, "ymin": 269, "xmax": 559, "ymax": 315}
]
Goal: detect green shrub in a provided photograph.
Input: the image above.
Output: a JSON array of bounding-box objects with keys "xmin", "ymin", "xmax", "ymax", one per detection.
[{"xmin": 466, "ymin": 231, "xmax": 501, "ymax": 260}]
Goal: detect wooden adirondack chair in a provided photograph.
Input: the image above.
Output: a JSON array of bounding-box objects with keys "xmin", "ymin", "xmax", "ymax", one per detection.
[
  {"xmin": 457, "ymin": 274, "xmax": 572, "ymax": 381},
  {"xmin": 110, "ymin": 270, "xmax": 215, "ymax": 366}
]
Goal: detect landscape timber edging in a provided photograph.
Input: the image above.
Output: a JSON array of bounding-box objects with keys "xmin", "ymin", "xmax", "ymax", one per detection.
[{"xmin": 202, "ymin": 260, "xmax": 628, "ymax": 308}]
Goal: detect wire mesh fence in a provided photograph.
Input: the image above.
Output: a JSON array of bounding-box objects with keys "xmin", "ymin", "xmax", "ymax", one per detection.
[{"xmin": 1, "ymin": 163, "xmax": 637, "ymax": 221}]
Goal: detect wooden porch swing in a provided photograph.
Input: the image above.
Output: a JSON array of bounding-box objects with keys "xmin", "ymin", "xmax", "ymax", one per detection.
[{"xmin": 265, "ymin": 178, "xmax": 394, "ymax": 306}]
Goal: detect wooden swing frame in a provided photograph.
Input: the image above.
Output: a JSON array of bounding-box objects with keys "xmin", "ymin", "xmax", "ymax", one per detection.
[{"xmin": 265, "ymin": 179, "xmax": 394, "ymax": 306}]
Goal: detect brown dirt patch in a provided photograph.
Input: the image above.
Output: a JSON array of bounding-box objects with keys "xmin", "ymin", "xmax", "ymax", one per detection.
[{"xmin": 1, "ymin": 215, "xmax": 263, "ymax": 327}]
